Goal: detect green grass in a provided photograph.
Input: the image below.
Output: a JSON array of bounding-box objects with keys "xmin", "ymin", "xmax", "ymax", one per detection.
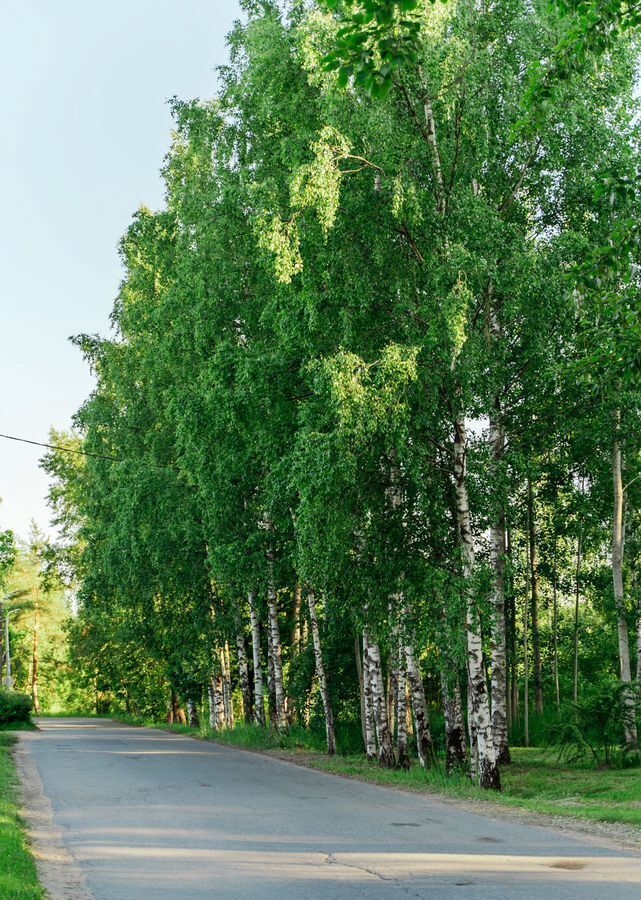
[
  {"xmin": 303, "ymin": 747, "xmax": 641, "ymax": 828},
  {"xmin": 0, "ymin": 734, "xmax": 44, "ymax": 899},
  {"xmin": 115, "ymin": 714, "xmax": 641, "ymax": 830}
]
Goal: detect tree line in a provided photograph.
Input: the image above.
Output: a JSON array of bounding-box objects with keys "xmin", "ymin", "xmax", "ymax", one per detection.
[{"xmin": 41, "ymin": 0, "xmax": 641, "ymax": 789}]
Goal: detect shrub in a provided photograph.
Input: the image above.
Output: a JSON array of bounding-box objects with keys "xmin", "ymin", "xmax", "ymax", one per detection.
[
  {"xmin": 547, "ymin": 679, "xmax": 639, "ymax": 768},
  {"xmin": 0, "ymin": 692, "xmax": 32, "ymax": 726}
]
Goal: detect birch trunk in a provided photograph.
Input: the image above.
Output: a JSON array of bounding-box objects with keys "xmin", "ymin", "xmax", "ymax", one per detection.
[
  {"xmin": 612, "ymin": 419, "xmax": 638, "ymax": 749},
  {"xmin": 454, "ymin": 413, "xmax": 500, "ymax": 790},
  {"xmin": 32, "ymin": 606, "xmax": 41, "ymax": 715},
  {"xmin": 187, "ymin": 699, "xmax": 199, "ymax": 728},
  {"xmin": 355, "ymin": 635, "xmax": 366, "ymax": 748},
  {"xmin": 307, "ymin": 591, "xmax": 336, "ymax": 755},
  {"xmin": 236, "ymin": 630, "xmax": 253, "ymax": 724},
  {"xmin": 637, "ymin": 592, "xmax": 641, "ymax": 694},
  {"xmin": 396, "ymin": 636, "xmax": 410, "ymax": 770},
  {"xmin": 266, "ymin": 615, "xmax": 276, "ymax": 724},
  {"xmin": 221, "ymin": 644, "xmax": 234, "ymax": 728},
  {"xmin": 488, "ymin": 413, "xmax": 509, "ymax": 763},
  {"xmin": 365, "ymin": 630, "xmax": 395, "ymax": 767},
  {"xmin": 208, "ymin": 681, "xmax": 217, "ymax": 730},
  {"xmin": 527, "ymin": 480, "xmax": 543, "ymax": 716},
  {"xmin": 248, "ymin": 591, "xmax": 266, "ymax": 727},
  {"xmin": 467, "ymin": 676, "xmax": 478, "ymax": 782},
  {"xmin": 362, "ymin": 630, "xmax": 377, "ymax": 761},
  {"xmin": 573, "ymin": 526, "xmax": 582, "ymax": 703},
  {"xmin": 404, "ymin": 637, "xmax": 434, "ymax": 767},
  {"xmin": 441, "ymin": 670, "xmax": 467, "ymax": 774},
  {"xmin": 267, "ymin": 577, "xmax": 287, "ymax": 730},
  {"xmin": 552, "ymin": 520, "xmax": 561, "ymax": 710},
  {"xmin": 488, "ymin": 296, "xmax": 510, "ymax": 763}
]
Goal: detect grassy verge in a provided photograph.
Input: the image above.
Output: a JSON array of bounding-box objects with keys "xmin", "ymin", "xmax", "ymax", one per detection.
[
  {"xmin": 114, "ymin": 714, "xmax": 641, "ymax": 829},
  {"xmin": 0, "ymin": 733, "xmax": 44, "ymax": 899}
]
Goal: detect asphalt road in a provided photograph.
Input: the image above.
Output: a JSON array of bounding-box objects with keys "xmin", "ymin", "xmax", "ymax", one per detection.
[{"xmin": 16, "ymin": 718, "xmax": 641, "ymax": 899}]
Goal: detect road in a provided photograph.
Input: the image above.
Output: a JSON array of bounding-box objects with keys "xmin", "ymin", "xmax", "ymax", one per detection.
[{"xmin": 15, "ymin": 718, "xmax": 641, "ymax": 899}]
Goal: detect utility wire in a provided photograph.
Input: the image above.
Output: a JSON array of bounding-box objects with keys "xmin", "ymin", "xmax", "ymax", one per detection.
[
  {"xmin": 0, "ymin": 432, "xmax": 172, "ymax": 472},
  {"xmin": 0, "ymin": 432, "xmax": 120, "ymax": 462}
]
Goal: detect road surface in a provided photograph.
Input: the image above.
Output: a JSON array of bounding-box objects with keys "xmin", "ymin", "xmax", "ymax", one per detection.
[{"xmin": 15, "ymin": 718, "xmax": 641, "ymax": 899}]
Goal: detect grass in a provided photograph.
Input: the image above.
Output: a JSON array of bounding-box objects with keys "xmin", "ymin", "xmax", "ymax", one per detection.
[
  {"xmin": 0, "ymin": 733, "xmax": 44, "ymax": 899},
  {"xmin": 114, "ymin": 714, "xmax": 641, "ymax": 830}
]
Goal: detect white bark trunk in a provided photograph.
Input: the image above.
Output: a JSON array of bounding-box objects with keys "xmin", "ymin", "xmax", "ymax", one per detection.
[
  {"xmin": 267, "ymin": 579, "xmax": 286, "ymax": 730},
  {"xmin": 187, "ymin": 699, "xmax": 199, "ymax": 728},
  {"xmin": 236, "ymin": 630, "xmax": 252, "ymax": 724},
  {"xmin": 404, "ymin": 637, "xmax": 434, "ymax": 767},
  {"xmin": 307, "ymin": 591, "xmax": 336, "ymax": 755},
  {"xmin": 396, "ymin": 635, "xmax": 410, "ymax": 770},
  {"xmin": 365, "ymin": 629, "xmax": 395, "ymax": 767},
  {"xmin": 248, "ymin": 591, "xmax": 266, "ymax": 727},
  {"xmin": 441, "ymin": 669, "xmax": 467, "ymax": 774},
  {"xmin": 362, "ymin": 630, "xmax": 377, "ymax": 761},
  {"xmin": 489, "ymin": 412, "xmax": 510, "ymax": 765},
  {"xmin": 454, "ymin": 413, "xmax": 500, "ymax": 790},
  {"xmin": 612, "ymin": 419, "xmax": 638, "ymax": 749}
]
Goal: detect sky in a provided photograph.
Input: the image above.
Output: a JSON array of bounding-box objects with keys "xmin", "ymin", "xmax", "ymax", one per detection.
[{"xmin": 0, "ymin": 0, "xmax": 241, "ymax": 540}]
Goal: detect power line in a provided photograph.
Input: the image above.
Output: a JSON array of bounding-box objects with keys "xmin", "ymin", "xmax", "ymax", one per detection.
[
  {"xmin": 0, "ymin": 432, "xmax": 121, "ymax": 462},
  {"xmin": 0, "ymin": 431, "xmax": 176, "ymax": 473}
]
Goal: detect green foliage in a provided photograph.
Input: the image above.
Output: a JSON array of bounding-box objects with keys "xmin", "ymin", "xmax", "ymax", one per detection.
[
  {"xmin": 321, "ymin": 0, "xmax": 425, "ymax": 97},
  {"xmin": 548, "ymin": 680, "xmax": 640, "ymax": 768},
  {"xmin": 0, "ymin": 694, "xmax": 32, "ymax": 727}
]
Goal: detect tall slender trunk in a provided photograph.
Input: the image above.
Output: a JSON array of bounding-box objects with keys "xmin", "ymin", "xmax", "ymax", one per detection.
[
  {"xmin": 362, "ymin": 630, "xmax": 377, "ymax": 761},
  {"xmin": 307, "ymin": 591, "xmax": 336, "ymax": 755},
  {"xmin": 527, "ymin": 480, "xmax": 543, "ymax": 716},
  {"xmin": 506, "ymin": 525, "xmax": 520, "ymax": 728},
  {"xmin": 552, "ymin": 517, "xmax": 560, "ymax": 710},
  {"xmin": 367, "ymin": 634, "xmax": 395, "ymax": 767},
  {"xmin": 236, "ymin": 630, "xmax": 253, "ymax": 724},
  {"xmin": 221, "ymin": 644, "xmax": 234, "ymax": 728},
  {"xmin": 453, "ymin": 413, "xmax": 500, "ymax": 790},
  {"xmin": 267, "ymin": 576, "xmax": 286, "ymax": 730},
  {"xmin": 208, "ymin": 681, "xmax": 217, "ymax": 729},
  {"xmin": 488, "ymin": 296, "xmax": 510, "ymax": 763},
  {"xmin": 248, "ymin": 591, "xmax": 265, "ymax": 727},
  {"xmin": 637, "ymin": 589, "xmax": 641, "ymax": 693},
  {"xmin": 489, "ymin": 422, "xmax": 509, "ymax": 762},
  {"xmin": 573, "ymin": 526, "xmax": 582, "ymax": 703},
  {"xmin": 355, "ymin": 634, "xmax": 366, "ymax": 748},
  {"xmin": 187, "ymin": 699, "xmax": 199, "ymax": 728},
  {"xmin": 209, "ymin": 667, "xmax": 225, "ymax": 729},
  {"xmin": 523, "ymin": 534, "xmax": 530, "ymax": 748},
  {"xmin": 612, "ymin": 417, "xmax": 638, "ymax": 749},
  {"xmin": 32, "ymin": 606, "xmax": 40, "ymax": 715},
  {"xmin": 404, "ymin": 634, "xmax": 434, "ymax": 767},
  {"xmin": 441, "ymin": 669, "xmax": 467, "ymax": 774},
  {"xmin": 396, "ymin": 635, "xmax": 410, "ymax": 770},
  {"xmin": 292, "ymin": 584, "xmax": 303, "ymax": 658},
  {"xmin": 266, "ymin": 615, "xmax": 276, "ymax": 724}
]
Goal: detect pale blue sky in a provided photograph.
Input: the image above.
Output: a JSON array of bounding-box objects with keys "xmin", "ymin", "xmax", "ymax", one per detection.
[{"xmin": 0, "ymin": 0, "xmax": 241, "ymax": 539}]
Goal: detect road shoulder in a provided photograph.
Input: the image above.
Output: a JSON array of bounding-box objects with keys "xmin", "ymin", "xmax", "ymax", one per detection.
[{"xmin": 13, "ymin": 730, "xmax": 92, "ymax": 900}]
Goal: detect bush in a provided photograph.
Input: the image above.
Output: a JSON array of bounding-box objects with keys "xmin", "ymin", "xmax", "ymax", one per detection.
[
  {"xmin": 547, "ymin": 680, "xmax": 639, "ymax": 768},
  {"xmin": 0, "ymin": 692, "xmax": 32, "ymax": 726}
]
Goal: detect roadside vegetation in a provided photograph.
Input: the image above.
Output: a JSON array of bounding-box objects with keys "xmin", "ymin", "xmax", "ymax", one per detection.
[{"xmin": 0, "ymin": 734, "xmax": 43, "ymax": 900}]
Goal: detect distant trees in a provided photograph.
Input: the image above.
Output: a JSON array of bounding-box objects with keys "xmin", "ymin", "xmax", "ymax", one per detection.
[{"xmin": 42, "ymin": 0, "xmax": 641, "ymax": 785}]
